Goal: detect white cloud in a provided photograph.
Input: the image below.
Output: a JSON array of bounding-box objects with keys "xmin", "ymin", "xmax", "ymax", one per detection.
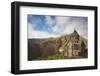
[
  {"xmin": 52, "ymin": 16, "xmax": 70, "ymax": 33},
  {"xmin": 28, "ymin": 23, "xmax": 60, "ymax": 39},
  {"xmin": 51, "ymin": 16, "xmax": 88, "ymax": 38},
  {"xmin": 28, "ymin": 16, "xmax": 88, "ymax": 39},
  {"xmin": 45, "ymin": 16, "xmax": 54, "ymax": 26},
  {"xmin": 63, "ymin": 21, "xmax": 88, "ymax": 38}
]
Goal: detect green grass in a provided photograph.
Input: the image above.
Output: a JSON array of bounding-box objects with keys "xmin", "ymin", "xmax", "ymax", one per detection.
[
  {"xmin": 47, "ymin": 54, "xmax": 64, "ymax": 60},
  {"xmin": 32, "ymin": 54, "xmax": 65, "ymax": 60},
  {"xmin": 32, "ymin": 53, "xmax": 88, "ymax": 60}
]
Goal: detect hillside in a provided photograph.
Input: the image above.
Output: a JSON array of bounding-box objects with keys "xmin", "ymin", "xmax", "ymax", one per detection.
[{"xmin": 28, "ymin": 30, "xmax": 88, "ymax": 60}]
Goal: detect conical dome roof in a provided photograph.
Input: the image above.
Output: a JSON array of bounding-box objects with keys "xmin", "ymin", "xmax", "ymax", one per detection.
[
  {"xmin": 71, "ymin": 29, "xmax": 79, "ymax": 39},
  {"xmin": 72, "ymin": 29, "xmax": 79, "ymax": 36}
]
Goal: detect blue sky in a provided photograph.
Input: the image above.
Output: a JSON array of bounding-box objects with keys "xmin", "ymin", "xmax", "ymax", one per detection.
[{"xmin": 28, "ymin": 15, "xmax": 88, "ymax": 39}]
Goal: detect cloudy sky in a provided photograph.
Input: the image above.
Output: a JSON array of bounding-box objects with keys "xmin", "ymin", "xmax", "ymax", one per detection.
[{"xmin": 28, "ymin": 15, "xmax": 88, "ymax": 39}]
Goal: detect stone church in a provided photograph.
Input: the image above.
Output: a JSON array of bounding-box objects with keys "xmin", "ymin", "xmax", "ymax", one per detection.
[{"xmin": 59, "ymin": 30, "xmax": 87, "ymax": 58}]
